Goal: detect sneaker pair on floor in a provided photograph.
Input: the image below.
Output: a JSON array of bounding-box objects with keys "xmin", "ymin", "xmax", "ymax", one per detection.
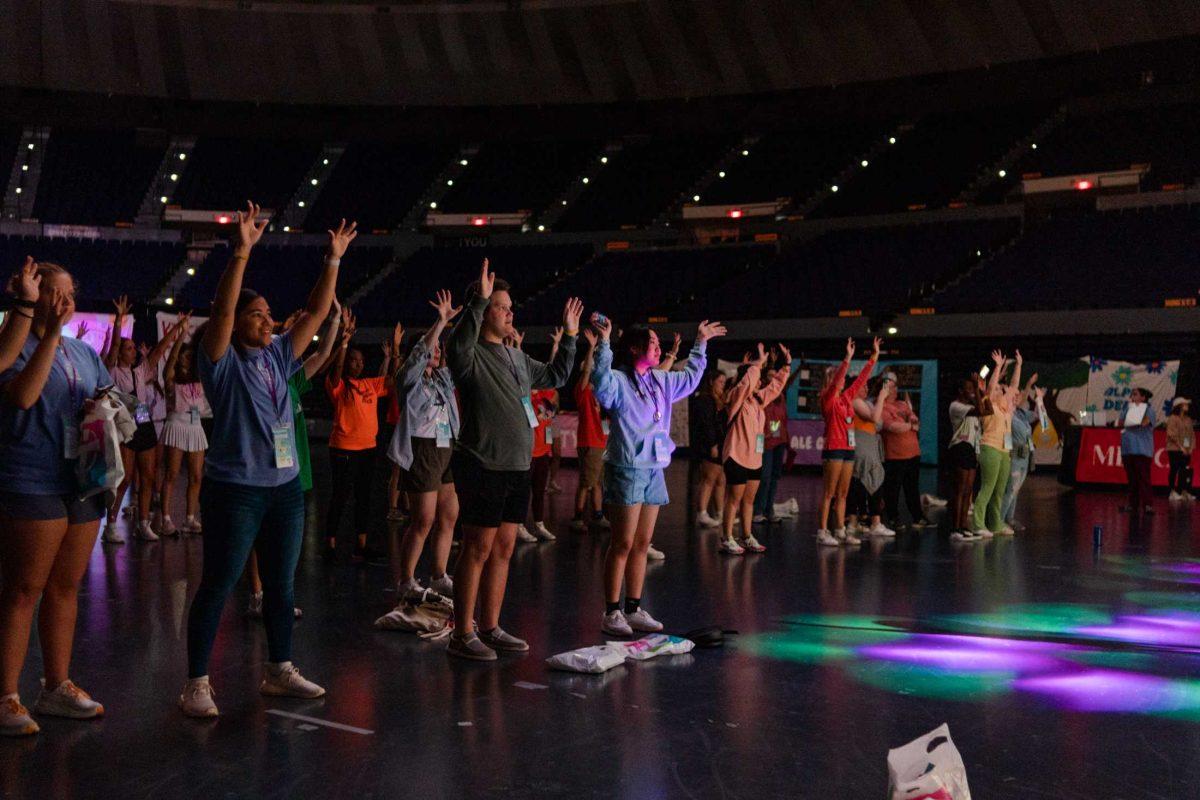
[
  {"xmin": 718, "ymin": 536, "xmax": 765, "ymax": 555},
  {"xmin": 570, "ymin": 516, "xmax": 611, "ymax": 532},
  {"xmin": 446, "ymin": 627, "xmax": 529, "ymax": 662},
  {"xmin": 179, "ymin": 663, "xmax": 325, "ymax": 718},
  {"xmin": 396, "ymin": 574, "xmax": 455, "ymax": 597},
  {"xmin": 696, "ymin": 510, "xmax": 721, "ymax": 528},
  {"xmin": 517, "ymin": 522, "xmax": 555, "ymax": 542},
  {"xmin": 0, "ymin": 681, "xmax": 104, "ymax": 736},
  {"xmin": 816, "ymin": 528, "xmax": 861, "ymax": 547},
  {"xmin": 602, "ymin": 608, "xmax": 663, "ymax": 637}
]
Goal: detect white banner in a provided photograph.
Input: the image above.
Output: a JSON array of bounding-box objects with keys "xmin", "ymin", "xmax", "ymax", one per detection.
[
  {"xmin": 1079, "ymin": 358, "xmax": 1179, "ymax": 426},
  {"xmin": 155, "ymin": 311, "xmax": 208, "ymax": 342}
]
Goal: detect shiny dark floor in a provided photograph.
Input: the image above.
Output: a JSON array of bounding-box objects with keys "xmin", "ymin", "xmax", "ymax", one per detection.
[{"xmin": 5, "ymin": 453, "xmax": 1200, "ymax": 799}]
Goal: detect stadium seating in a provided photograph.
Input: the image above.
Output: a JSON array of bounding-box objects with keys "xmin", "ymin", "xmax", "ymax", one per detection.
[
  {"xmin": 32, "ymin": 129, "xmax": 166, "ymax": 226},
  {"xmin": 173, "ymin": 137, "xmax": 320, "ymax": 212},
  {"xmin": 438, "ymin": 139, "xmax": 600, "ymax": 215},
  {"xmin": 933, "ymin": 205, "xmax": 1200, "ymax": 311},
  {"xmin": 303, "ymin": 141, "xmax": 457, "ymax": 233},
  {"xmin": 0, "ymin": 234, "xmax": 183, "ymax": 307}
]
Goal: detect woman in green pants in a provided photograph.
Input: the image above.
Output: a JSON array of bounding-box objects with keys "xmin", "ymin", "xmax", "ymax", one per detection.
[{"xmin": 972, "ymin": 349, "xmax": 1022, "ymax": 538}]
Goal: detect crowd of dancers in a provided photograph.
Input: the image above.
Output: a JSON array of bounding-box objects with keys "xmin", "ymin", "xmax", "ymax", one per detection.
[{"xmin": 0, "ymin": 201, "xmax": 1184, "ymax": 734}]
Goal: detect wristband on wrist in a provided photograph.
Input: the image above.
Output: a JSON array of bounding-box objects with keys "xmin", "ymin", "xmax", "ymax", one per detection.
[
  {"xmin": 11, "ymin": 308, "xmax": 33, "ymax": 319},
  {"xmin": 325, "ymin": 256, "xmax": 341, "ymax": 266},
  {"xmin": 565, "ymin": 329, "xmax": 578, "ymax": 337}
]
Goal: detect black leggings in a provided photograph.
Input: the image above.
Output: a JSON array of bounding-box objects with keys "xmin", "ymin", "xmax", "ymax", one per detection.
[
  {"xmin": 1168, "ymin": 451, "xmax": 1192, "ymax": 493},
  {"xmin": 530, "ymin": 454, "xmax": 552, "ymax": 523},
  {"xmin": 883, "ymin": 456, "xmax": 923, "ymax": 523},
  {"xmin": 847, "ymin": 478, "xmax": 884, "ymax": 519},
  {"xmin": 326, "ymin": 447, "xmax": 374, "ymax": 541}
]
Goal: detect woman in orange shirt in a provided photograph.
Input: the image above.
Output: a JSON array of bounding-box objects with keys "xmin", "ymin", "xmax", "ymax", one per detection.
[{"xmin": 322, "ymin": 314, "xmax": 399, "ymax": 563}]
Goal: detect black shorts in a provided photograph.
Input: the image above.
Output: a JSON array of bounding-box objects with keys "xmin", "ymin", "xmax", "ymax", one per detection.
[
  {"xmin": 402, "ymin": 437, "xmax": 454, "ymax": 494},
  {"xmin": 125, "ymin": 421, "xmax": 157, "ymax": 453},
  {"xmin": 451, "ymin": 450, "xmax": 531, "ymax": 528},
  {"xmin": 948, "ymin": 441, "xmax": 978, "ymax": 471},
  {"xmin": 0, "ymin": 491, "xmax": 106, "ymax": 523},
  {"xmin": 723, "ymin": 458, "xmax": 762, "ymax": 486}
]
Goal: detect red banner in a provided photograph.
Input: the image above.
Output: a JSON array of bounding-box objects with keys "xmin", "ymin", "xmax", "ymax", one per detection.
[{"xmin": 1075, "ymin": 428, "xmax": 1198, "ymax": 485}]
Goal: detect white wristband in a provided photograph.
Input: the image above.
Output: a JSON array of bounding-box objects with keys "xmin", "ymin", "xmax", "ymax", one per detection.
[{"xmin": 325, "ymin": 257, "xmax": 341, "ymax": 266}]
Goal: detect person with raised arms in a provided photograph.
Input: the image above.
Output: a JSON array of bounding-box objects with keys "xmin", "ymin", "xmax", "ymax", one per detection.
[
  {"xmin": 178, "ymin": 203, "xmax": 355, "ymax": 717},
  {"xmin": 591, "ymin": 317, "xmax": 725, "ymax": 636},
  {"xmin": 445, "ymin": 259, "xmax": 581, "ymax": 661}
]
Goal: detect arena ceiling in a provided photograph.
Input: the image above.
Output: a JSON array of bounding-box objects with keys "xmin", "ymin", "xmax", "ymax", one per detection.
[{"xmin": 1, "ymin": 0, "xmax": 1198, "ymax": 106}]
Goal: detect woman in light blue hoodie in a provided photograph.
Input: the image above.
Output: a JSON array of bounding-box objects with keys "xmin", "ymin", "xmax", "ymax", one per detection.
[{"xmin": 590, "ymin": 317, "xmax": 726, "ymax": 638}]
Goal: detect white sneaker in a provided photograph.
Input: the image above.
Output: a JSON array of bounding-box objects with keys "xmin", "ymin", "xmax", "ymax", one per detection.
[
  {"xmin": 430, "ymin": 573, "xmax": 454, "ymax": 597},
  {"xmin": 626, "ymin": 608, "xmax": 664, "ymax": 633},
  {"xmin": 178, "ymin": 678, "xmax": 219, "ymax": 718},
  {"xmin": 786, "ymin": 498, "xmax": 799, "ymax": 514},
  {"xmin": 102, "ymin": 522, "xmax": 125, "ymax": 544},
  {"xmin": 247, "ymin": 592, "xmax": 264, "ymax": 619},
  {"xmin": 740, "ymin": 535, "xmax": 766, "ymax": 553},
  {"xmin": 570, "ymin": 517, "xmax": 588, "ymax": 532},
  {"xmin": 0, "ymin": 694, "xmax": 39, "ymax": 736},
  {"xmin": 975, "ymin": 528, "xmax": 994, "ymax": 540},
  {"xmin": 602, "ymin": 609, "xmax": 633, "ymax": 637},
  {"xmin": 834, "ymin": 528, "xmax": 861, "ymax": 546},
  {"xmin": 646, "ymin": 545, "xmax": 666, "ymax": 561},
  {"xmin": 135, "ymin": 520, "xmax": 159, "ymax": 542},
  {"xmin": 998, "ymin": 525, "xmax": 1015, "ymax": 536},
  {"xmin": 531, "ymin": 521, "xmax": 556, "ymax": 542},
  {"xmin": 34, "ymin": 679, "xmax": 104, "ymax": 719},
  {"xmin": 260, "ymin": 662, "xmax": 325, "ymax": 699},
  {"xmin": 1185, "ymin": 491, "xmax": 1196, "ymax": 501},
  {"xmin": 696, "ymin": 511, "xmax": 721, "ymax": 528},
  {"xmin": 182, "ymin": 516, "xmax": 203, "ymax": 534},
  {"xmin": 950, "ymin": 530, "xmax": 978, "ymax": 542},
  {"xmin": 1170, "ymin": 491, "xmax": 1184, "ymax": 502},
  {"xmin": 752, "ymin": 514, "xmax": 768, "ymax": 523},
  {"xmin": 816, "ymin": 529, "xmax": 839, "ymax": 546},
  {"xmin": 397, "ymin": 577, "xmax": 423, "ymax": 595},
  {"xmin": 718, "ymin": 538, "xmax": 745, "ymax": 555},
  {"xmin": 921, "ymin": 493, "xmax": 948, "ymax": 508},
  {"xmin": 516, "ymin": 525, "xmax": 538, "ymax": 543},
  {"xmin": 868, "ymin": 522, "xmax": 896, "ymax": 537},
  {"xmin": 160, "ymin": 515, "xmax": 178, "ymax": 536}
]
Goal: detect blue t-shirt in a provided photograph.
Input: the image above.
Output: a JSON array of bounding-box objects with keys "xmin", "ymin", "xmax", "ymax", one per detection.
[
  {"xmin": 199, "ymin": 334, "xmax": 300, "ymax": 487},
  {"xmin": 1120, "ymin": 405, "xmax": 1157, "ymax": 457},
  {"xmin": 0, "ymin": 335, "xmax": 111, "ymax": 495}
]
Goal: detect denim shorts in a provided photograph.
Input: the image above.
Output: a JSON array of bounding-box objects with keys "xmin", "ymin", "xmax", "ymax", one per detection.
[{"xmin": 603, "ymin": 465, "xmax": 669, "ymax": 506}]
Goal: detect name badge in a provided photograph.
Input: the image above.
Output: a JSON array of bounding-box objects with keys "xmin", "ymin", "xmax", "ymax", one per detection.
[
  {"xmin": 1185, "ymin": 437, "xmax": 1193, "ymax": 449},
  {"xmin": 652, "ymin": 431, "xmax": 672, "ymax": 464},
  {"xmin": 521, "ymin": 396, "xmax": 539, "ymax": 428},
  {"xmin": 273, "ymin": 423, "xmax": 295, "ymax": 469},
  {"xmin": 63, "ymin": 415, "xmax": 79, "ymax": 459},
  {"xmin": 755, "ymin": 433, "xmax": 765, "ymax": 454},
  {"xmin": 545, "ymin": 426, "xmax": 554, "ymax": 445},
  {"xmin": 601, "ymin": 420, "xmax": 610, "ymax": 436},
  {"xmin": 1004, "ymin": 432, "xmax": 1013, "ymax": 451},
  {"xmin": 435, "ymin": 421, "xmax": 451, "ymax": 448},
  {"xmin": 135, "ymin": 402, "xmax": 152, "ymax": 425},
  {"xmin": 769, "ymin": 420, "xmax": 781, "ymax": 434},
  {"xmin": 189, "ymin": 405, "xmax": 200, "ymax": 426},
  {"xmin": 847, "ymin": 429, "xmax": 856, "ymax": 448}
]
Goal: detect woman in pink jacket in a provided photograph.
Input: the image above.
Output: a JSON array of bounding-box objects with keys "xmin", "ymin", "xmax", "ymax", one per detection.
[
  {"xmin": 718, "ymin": 342, "xmax": 790, "ymax": 555},
  {"xmin": 817, "ymin": 337, "xmax": 881, "ymax": 547}
]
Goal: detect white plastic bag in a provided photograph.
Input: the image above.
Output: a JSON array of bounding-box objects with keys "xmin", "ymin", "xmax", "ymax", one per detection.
[
  {"xmin": 887, "ymin": 724, "xmax": 971, "ymax": 800},
  {"xmin": 76, "ymin": 394, "xmax": 133, "ymax": 505},
  {"xmin": 618, "ymin": 634, "xmax": 694, "ymax": 661},
  {"xmin": 546, "ymin": 644, "xmax": 627, "ymax": 674}
]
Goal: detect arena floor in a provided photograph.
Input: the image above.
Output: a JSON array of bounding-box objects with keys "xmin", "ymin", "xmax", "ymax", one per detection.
[{"xmin": 5, "ymin": 456, "xmax": 1197, "ymax": 799}]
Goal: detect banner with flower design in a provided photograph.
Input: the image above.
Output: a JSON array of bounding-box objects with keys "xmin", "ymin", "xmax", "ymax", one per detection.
[{"xmin": 1084, "ymin": 357, "xmax": 1178, "ymax": 424}]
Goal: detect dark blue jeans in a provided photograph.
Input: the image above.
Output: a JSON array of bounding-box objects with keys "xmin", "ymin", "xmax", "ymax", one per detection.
[
  {"xmin": 187, "ymin": 477, "xmax": 304, "ymax": 678},
  {"xmin": 753, "ymin": 445, "xmax": 786, "ymax": 517}
]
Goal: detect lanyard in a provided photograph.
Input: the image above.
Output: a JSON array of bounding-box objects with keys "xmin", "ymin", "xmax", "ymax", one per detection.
[
  {"xmin": 502, "ymin": 347, "xmax": 522, "ymax": 387},
  {"xmin": 56, "ymin": 343, "xmax": 81, "ymax": 408},
  {"xmin": 252, "ymin": 352, "xmax": 285, "ymax": 423},
  {"xmin": 633, "ymin": 370, "xmax": 662, "ymax": 423}
]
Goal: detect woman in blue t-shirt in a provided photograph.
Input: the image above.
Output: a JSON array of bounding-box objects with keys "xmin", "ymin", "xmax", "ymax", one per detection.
[
  {"xmin": 0, "ymin": 261, "xmax": 111, "ymax": 737},
  {"xmin": 179, "ymin": 203, "xmax": 357, "ymax": 718}
]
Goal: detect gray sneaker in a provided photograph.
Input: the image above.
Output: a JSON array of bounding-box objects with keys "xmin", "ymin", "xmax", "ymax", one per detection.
[
  {"xmin": 626, "ymin": 608, "xmax": 664, "ymax": 633},
  {"xmin": 479, "ymin": 626, "xmax": 529, "ymax": 652},
  {"xmin": 447, "ymin": 632, "xmax": 498, "ymax": 662},
  {"xmin": 602, "ymin": 609, "xmax": 633, "ymax": 637}
]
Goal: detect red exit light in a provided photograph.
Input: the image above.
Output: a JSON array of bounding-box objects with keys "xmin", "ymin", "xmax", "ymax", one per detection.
[
  {"xmin": 1075, "ymin": 179, "xmax": 1093, "ymax": 191},
  {"xmin": 472, "ymin": 217, "xmax": 488, "ymax": 227},
  {"xmin": 728, "ymin": 209, "xmax": 743, "ymax": 219},
  {"xmin": 215, "ymin": 214, "xmax": 231, "ymax": 224}
]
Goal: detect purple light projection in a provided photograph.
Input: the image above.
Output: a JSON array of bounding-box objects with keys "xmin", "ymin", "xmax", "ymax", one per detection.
[
  {"xmin": 1075, "ymin": 613, "xmax": 1200, "ymax": 648},
  {"xmin": 1013, "ymin": 669, "xmax": 1196, "ymax": 713},
  {"xmin": 859, "ymin": 635, "xmax": 1064, "ymax": 674}
]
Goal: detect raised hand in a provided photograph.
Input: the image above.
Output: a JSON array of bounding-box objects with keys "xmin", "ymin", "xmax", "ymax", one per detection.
[
  {"xmin": 594, "ymin": 317, "xmax": 613, "ymax": 342},
  {"xmin": 112, "ymin": 293, "xmax": 131, "ymax": 317},
  {"xmin": 392, "ymin": 322, "xmax": 404, "ymax": 352},
  {"xmin": 991, "ymin": 349, "xmax": 1005, "ymax": 366},
  {"xmin": 777, "ymin": 343, "xmax": 792, "ymax": 364},
  {"xmin": 281, "ymin": 310, "xmax": 303, "ymax": 333},
  {"xmin": 236, "ymin": 201, "xmax": 269, "ymax": 250},
  {"xmin": 329, "ymin": 295, "xmax": 342, "ymax": 320},
  {"xmin": 75, "ymin": 320, "xmax": 90, "ymax": 339},
  {"xmin": 697, "ymin": 320, "xmax": 727, "ymax": 343},
  {"xmin": 753, "ymin": 342, "xmax": 767, "ymax": 365},
  {"xmin": 668, "ymin": 332, "xmax": 681, "ymax": 354},
  {"xmin": 845, "ymin": 337, "xmax": 856, "ymax": 360},
  {"xmin": 41, "ymin": 287, "xmax": 70, "ymax": 331},
  {"xmin": 477, "ymin": 258, "xmax": 494, "ymax": 300},
  {"xmin": 511, "ymin": 329, "xmax": 525, "ymax": 350},
  {"xmin": 871, "ymin": 336, "xmax": 883, "ymax": 358},
  {"xmin": 10, "ymin": 257, "xmax": 40, "ymax": 302},
  {"xmin": 1014, "ymin": 349, "xmax": 1023, "ymax": 364},
  {"xmin": 429, "ymin": 289, "xmax": 462, "ymax": 323},
  {"xmin": 1034, "ymin": 386, "xmax": 1047, "ymax": 402},
  {"xmin": 326, "ymin": 218, "xmax": 358, "ymax": 260},
  {"xmin": 878, "ymin": 380, "xmax": 892, "ymax": 401},
  {"xmin": 562, "ymin": 297, "xmax": 584, "ymax": 332},
  {"xmin": 582, "ymin": 328, "xmax": 598, "ymax": 349},
  {"xmin": 138, "ymin": 342, "xmax": 150, "ymax": 359}
]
